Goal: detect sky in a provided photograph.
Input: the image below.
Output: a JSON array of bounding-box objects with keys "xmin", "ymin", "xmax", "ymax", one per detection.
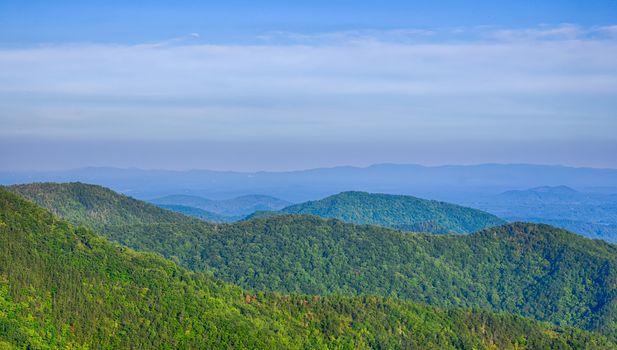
[{"xmin": 1, "ymin": 1, "xmax": 616, "ymax": 171}]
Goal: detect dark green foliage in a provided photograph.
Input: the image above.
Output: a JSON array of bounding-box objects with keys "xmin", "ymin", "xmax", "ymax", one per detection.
[
  {"xmin": 280, "ymin": 191, "xmax": 506, "ymax": 234},
  {"xmin": 243, "ymin": 209, "xmax": 286, "ymax": 220},
  {"xmin": 8, "ymin": 183, "xmax": 617, "ymax": 338},
  {"xmin": 2, "ymin": 189, "xmax": 610, "ymax": 349}
]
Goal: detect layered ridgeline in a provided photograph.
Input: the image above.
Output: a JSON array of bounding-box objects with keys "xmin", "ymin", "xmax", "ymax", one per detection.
[
  {"xmin": 8, "ymin": 183, "xmax": 617, "ymax": 337},
  {"xmin": 151, "ymin": 194, "xmax": 291, "ymax": 219},
  {"xmin": 3, "ymin": 190, "xmax": 610, "ymax": 348},
  {"xmin": 274, "ymin": 191, "xmax": 506, "ymax": 234},
  {"xmin": 463, "ymin": 186, "xmax": 617, "ymax": 243},
  {"xmin": 156, "ymin": 204, "xmax": 239, "ymax": 223}
]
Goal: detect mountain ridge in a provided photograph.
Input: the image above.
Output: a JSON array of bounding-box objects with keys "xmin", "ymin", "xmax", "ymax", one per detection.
[
  {"xmin": 3, "ymin": 163, "xmax": 617, "ymax": 201},
  {"xmin": 151, "ymin": 193, "xmax": 291, "ymax": 217},
  {"xmin": 8, "ymin": 182, "xmax": 617, "ymax": 336},
  {"xmin": 3, "ymin": 187, "xmax": 610, "ymax": 348},
  {"xmin": 278, "ymin": 190, "xmax": 506, "ymax": 234}
]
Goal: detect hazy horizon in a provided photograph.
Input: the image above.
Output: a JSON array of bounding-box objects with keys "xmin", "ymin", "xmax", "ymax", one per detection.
[
  {"xmin": 3, "ymin": 160, "xmax": 617, "ymax": 173},
  {"xmin": 2, "ymin": 139, "xmax": 616, "ymax": 171},
  {"xmin": 4, "ymin": 3, "xmax": 617, "ymax": 348},
  {"xmin": 2, "ymin": 1, "xmax": 616, "ymax": 171}
]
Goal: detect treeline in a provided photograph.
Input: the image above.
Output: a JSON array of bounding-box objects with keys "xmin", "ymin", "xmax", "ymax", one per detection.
[
  {"xmin": 8, "ymin": 183, "xmax": 617, "ymax": 337},
  {"xmin": 2, "ymin": 189, "xmax": 612, "ymax": 348}
]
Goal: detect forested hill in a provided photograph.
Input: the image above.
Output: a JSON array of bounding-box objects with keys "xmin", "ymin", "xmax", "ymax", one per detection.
[
  {"xmin": 280, "ymin": 191, "xmax": 506, "ymax": 233},
  {"xmin": 3, "ymin": 190, "xmax": 610, "ymax": 348},
  {"xmin": 8, "ymin": 182, "xmax": 617, "ymax": 337},
  {"xmin": 8, "ymin": 182, "xmax": 199, "ymax": 228}
]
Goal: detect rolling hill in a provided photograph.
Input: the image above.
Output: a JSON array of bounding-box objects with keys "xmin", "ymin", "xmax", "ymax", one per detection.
[
  {"xmin": 8, "ymin": 182, "xmax": 617, "ymax": 337},
  {"xmin": 7, "ymin": 182, "xmax": 191, "ymax": 229},
  {"xmin": 151, "ymin": 194, "xmax": 291, "ymax": 217},
  {"xmin": 3, "ymin": 188, "xmax": 609, "ymax": 348},
  {"xmin": 278, "ymin": 191, "xmax": 506, "ymax": 234}
]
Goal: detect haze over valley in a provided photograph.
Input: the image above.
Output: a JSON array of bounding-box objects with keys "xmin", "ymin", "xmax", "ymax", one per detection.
[{"xmin": 2, "ymin": 1, "xmax": 617, "ymax": 349}]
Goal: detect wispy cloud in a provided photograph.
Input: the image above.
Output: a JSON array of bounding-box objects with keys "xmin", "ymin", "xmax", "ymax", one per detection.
[
  {"xmin": 258, "ymin": 24, "xmax": 617, "ymax": 44},
  {"xmin": 486, "ymin": 24, "xmax": 617, "ymax": 41},
  {"xmin": 0, "ymin": 25, "xmax": 616, "ymax": 144},
  {"xmin": 256, "ymin": 28, "xmax": 436, "ymax": 44}
]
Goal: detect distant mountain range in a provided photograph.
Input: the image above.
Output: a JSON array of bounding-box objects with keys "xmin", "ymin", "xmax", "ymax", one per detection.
[
  {"xmin": 8, "ymin": 182, "xmax": 617, "ymax": 339},
  {"xmin": 2, "ymin": 163, "xmax": 616, "ymax": 201},
  {"xmin": 462, "ymin": 185, "xmax": 617, "ymax": 242},
  {"xmin": 156, "ymin": 204, "xmax": 239, "ymax": 223},
  {"xmin": 158, "ymin": 190, "xmax": 505, "ymax": 234}
]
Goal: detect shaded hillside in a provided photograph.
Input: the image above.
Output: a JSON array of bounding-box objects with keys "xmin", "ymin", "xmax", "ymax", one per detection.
[
  {"xmin": 9, "ymin": 182, "xmax": 617, "ymax": 337},
  {"xmin": 151, "ymin": 194, "xmax": 291, "ymax": 217},
  {"xmin": 3, "ymin": 190, "xmax": 609, "ymax": 349},
  {"xmin": 8, "ymin": 182, "xmax": 194, "ymax": 229},
  {"xmin": 280, "ymin": 191, "xmax": 505, "ymax": 234}
]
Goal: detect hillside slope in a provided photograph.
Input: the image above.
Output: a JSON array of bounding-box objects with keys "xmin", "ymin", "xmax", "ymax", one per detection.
[
  {"xmin": 280, "ymin": 191, "xmax": 505, "ymax": 234},
  {"xmin": 9, "ymin": 183, "xmax": 617, "ymax": 336},
  {"xmin": 8, "ymin": 182, "xmax": 194, "ymax": 229},
  {"xmin": 3, "ymin": 189, "xmax": 610, "ymax": 349}
]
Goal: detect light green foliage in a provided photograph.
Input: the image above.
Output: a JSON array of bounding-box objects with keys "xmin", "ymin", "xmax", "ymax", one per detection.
[
  {"xmin": 2, "ymin": 189, "xmax": 611, "ymax": 348},
  {"xmin": 8, "ymin": 183, "xmax": 617, "ymax": 338}
]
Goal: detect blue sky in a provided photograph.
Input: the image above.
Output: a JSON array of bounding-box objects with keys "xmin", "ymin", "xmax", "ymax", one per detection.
[
  {"xmin": 1, "ymin": 1, "xmax": 616, "ymax": 170},
  {"xmin": 2, "ymin": 1, "xmax": 617, "ymax": 45}
]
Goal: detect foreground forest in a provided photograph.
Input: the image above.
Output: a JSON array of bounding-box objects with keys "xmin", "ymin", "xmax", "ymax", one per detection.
[
  {"xmin": 3, "ymin": 188, "xmax": 612, "ymax": 349},
  {"xmin": 8, "ymin": 182, "xmax": 617, "ymax": 339}
]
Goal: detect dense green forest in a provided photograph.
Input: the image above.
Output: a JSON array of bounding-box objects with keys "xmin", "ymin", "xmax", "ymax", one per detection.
[
  {"xmin": 4, "ymin": 188, "xmax": 611, "ymax": 349},
  {"xmin": 8, "ymin": 182, "xmax": 190, "ymax": 228},
  {"xmin": 278, "ymin": 191, "xmax": 506, "ymax": 234},
  {"xmin": 9, "ymin": 183, "xmax": 617, "ymax": 338}
]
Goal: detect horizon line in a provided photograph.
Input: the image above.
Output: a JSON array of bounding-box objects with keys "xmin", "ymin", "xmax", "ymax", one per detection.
[{"xmin": 2, "ymin": 162, "xmax": 617, "ymax": 174}]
